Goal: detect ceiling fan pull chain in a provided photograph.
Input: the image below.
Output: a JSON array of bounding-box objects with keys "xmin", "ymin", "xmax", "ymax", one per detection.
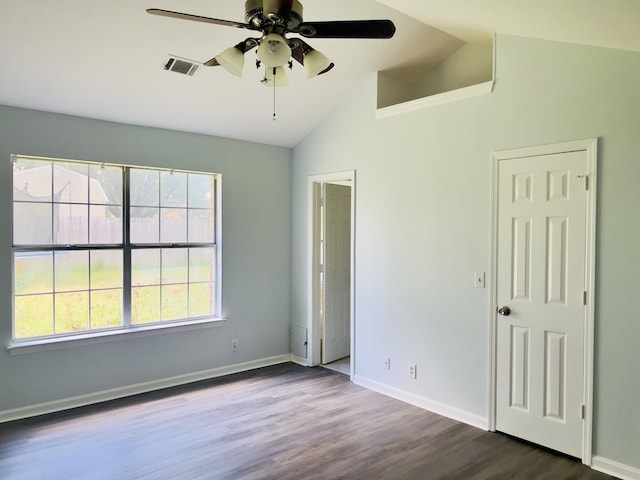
[{"xmin": 273, "ymin": 67, "xmax": 277, "ymax": 121}]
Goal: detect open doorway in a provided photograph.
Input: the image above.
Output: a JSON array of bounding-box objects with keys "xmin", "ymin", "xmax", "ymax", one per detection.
[{"xmin": 308, "ymin": 171, "xmax": 355, "ymax": 379}]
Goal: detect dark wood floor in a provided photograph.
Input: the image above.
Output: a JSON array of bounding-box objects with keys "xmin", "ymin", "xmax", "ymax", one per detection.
[{"xmin": 0, "ymin": 363, "xmax": 616, "ymax": 480}]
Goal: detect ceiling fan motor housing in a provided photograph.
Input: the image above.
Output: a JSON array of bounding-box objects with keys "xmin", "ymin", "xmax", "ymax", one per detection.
[{"xmin": 245, "ymin": 0, "xmax": 303, "ymax": 33}]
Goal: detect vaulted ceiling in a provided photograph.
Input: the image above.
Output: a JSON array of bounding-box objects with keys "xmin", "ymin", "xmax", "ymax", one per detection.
[{"xmin": 1, "ymin": 0, "xmax": 639, "ymax": 147}]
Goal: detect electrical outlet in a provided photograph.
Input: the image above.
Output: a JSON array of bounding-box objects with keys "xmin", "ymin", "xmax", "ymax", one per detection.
[
  {"xmin": 408, "ymin": 362, "xmax": 417, "ymax": 379},
  {"xmin": 231, "ymin": 339, "xmax": 238, "ymax": 352},
  {"xmin": 383, "ymin": 357, "xmax": 391, "ymax": 370}
]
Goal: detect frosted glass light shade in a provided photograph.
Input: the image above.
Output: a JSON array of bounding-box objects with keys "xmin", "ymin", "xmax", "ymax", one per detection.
[
  {"xmin": 257, "ymin": 33, "xmax": 291, "ymax": 67},
  {"xmin": 263, "ymin": 66, "xmax": 289, "ymax": 87},
  {"xmin": 304, "ymin": 49, "xmax": 334, "ymax": 78},
  {"xmin": 215, "ymin": 46, "xmax": 245, "ymax": 77}
]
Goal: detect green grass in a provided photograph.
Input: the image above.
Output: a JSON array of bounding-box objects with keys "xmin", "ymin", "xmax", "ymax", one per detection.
[
  {"xmin": 14, "ymin": 274, "xmax": 214, "ymax": 340},
  {"xmin": 15, "ymin": 285, "xmax": 214, "ymax": 339},
  {"xmin": 14, "ymin": 254, "xmax": 215, "ymax": 339}
]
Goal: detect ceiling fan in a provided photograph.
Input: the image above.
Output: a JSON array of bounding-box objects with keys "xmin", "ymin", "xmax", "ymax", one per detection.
[{"xmin": 147, "ymin": 0, "xmax": 396, "ymax": 87}]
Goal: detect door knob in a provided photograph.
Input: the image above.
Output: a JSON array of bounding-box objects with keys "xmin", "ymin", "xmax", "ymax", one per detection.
[{"xmin": 498, "ymin": 306, "xmax": 511, "ymax": 316}]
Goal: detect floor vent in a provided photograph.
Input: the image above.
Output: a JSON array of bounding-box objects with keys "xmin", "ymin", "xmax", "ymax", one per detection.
[{"xmin": 163, "ymin": 56, "xmax": 199, "ymax": 76}]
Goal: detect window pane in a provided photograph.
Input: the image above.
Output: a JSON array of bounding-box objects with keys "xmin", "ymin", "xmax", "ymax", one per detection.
[
  {"xmin": 55, "ymin": 291, "xmax": 89, "ymax": 334},
  {"xmin": 14, "ymin": 294, "xmax": 54, "ymax": 339},
  {"xmin": 188, "ymin": 209, "xmax": 214, "ymax": 243},
  {"xmin": 131, "ymin": 286, "xmax": 160, "ymax": 324},
  {"xmin": 91, "ymin": 290, "xmax": 123, "ymax": 329},
  {"xmin": 13, "ymin": 160, "xmax": 218, "ymax": 339},
  {"xmin": 89, "ymin": 164, "xmax": 122, "ymax": 205},
  {"xmin": 130, "ymin": 169, "xmax": 159, "ymax": 207},
  {"xmin": 160, "ymin": 208, "xmax": 187, "ymax": 243},
  {"xmin": 162, "ymin": 249, "xmax": 188, "ymax": 284},
  {"xmin": 90, "ymin": 205, "xmax": 122, "ymax": 244},
  {"xmin": 189, "ymin": 283, "xmax": 215, "ymax": 317},
  {"xmin": 55, "ymin": 204, "xmax": 89, "ymax": 244},
  {"xmin": 188, "ymin": 174, "xmax": 214, "ymax": 209},
  {"xmin": 13, "ymin": 202, "xmax": 52, "ymax": 245},
  {"xmin": 55, "ymin": 251, "xmax": 89, "ymax": 292},
  {"xmin": 162, "ymin": 284, "xmax": 187, "ymax": 321},
  {"xmin": 13, "ymin": 159, "xmax": 53, "ymax": 202},
  {"xmin": 130, "ymin": 207, "xmax": 159, "ymax": 244},
  {"xmin": 54, "ymin": 163, "xmax": 88, "ymax": 203},
  {"xmin": 189, "ymin": 248, "xmax": 215, "ymax": 283},
  {"xmin": 14, "ymin": 252, "xmax": 53, "ymax": 295},
  {"xmin": 90, "ymin": 250, "xmax": 123, "ymax": 289},
  {"xmin": 132, "ymin": 249, "xmax": 160, "ymax": 286},
  {"xmin": 161, "ymin": 171, "xmax": 187, "ymax": 207}
]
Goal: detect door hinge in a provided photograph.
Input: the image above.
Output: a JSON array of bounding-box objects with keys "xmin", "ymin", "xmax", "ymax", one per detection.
[
  {"xmin": 581, "ymin": 404, "xmax": 586, "ymax": 419},
  {"xmin": 583, "ymin": 291, "xmax": 587, "ymax": 305},
  {"xmin": 577, "ymin": 174, "xmax": 589, "ymax": 190}
]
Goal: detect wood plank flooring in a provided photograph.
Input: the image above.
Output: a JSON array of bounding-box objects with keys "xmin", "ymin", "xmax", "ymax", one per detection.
[{"xmin": 0, "ymin": 363, "xmax": 616, "ymax": 480}]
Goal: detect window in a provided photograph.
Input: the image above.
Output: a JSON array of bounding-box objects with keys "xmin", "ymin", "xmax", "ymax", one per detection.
[{"xmin": 12, "ymin": 155, "xmax": 220, "ymax": 342}]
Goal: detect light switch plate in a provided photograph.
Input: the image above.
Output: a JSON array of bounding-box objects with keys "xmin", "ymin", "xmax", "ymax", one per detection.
[{"xmin": 474, "ymin": 272, "xmax": 485, "ymax": 289}]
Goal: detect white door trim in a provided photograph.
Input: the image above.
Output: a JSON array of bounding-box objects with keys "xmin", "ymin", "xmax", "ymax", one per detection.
[
  {"xmin": 307, "ymin": 171, "xmax": 356, "ymax": 379},
  {"xmin": 489, "ymin": 139, "xmax": 597, "ymax": 465}
]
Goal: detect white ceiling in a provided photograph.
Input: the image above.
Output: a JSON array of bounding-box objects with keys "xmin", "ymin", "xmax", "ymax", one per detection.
[
  {"xmin": 379, "ymin": 0, "xmax": 640, "ymax": 50},
  {"xmin": 1, "ymin": 0, "xmax": 639, "ymax": 148}
]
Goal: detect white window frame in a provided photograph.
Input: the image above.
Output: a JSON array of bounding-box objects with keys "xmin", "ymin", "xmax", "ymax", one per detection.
[{"xmin": 9, "ymin": 155, "xmax": 223, "ymax": 354}]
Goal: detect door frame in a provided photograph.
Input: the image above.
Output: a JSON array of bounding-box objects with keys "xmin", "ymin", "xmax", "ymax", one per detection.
[
  {"xmin": 489, "ymin": 139, "xmax": 598, "ymax": 465},
  {"xmin": 307, "ymin": 171, "xmax": 356, "ymax": 379}
]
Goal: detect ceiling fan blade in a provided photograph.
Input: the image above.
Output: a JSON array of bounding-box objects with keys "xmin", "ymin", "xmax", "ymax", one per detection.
[
  {"xmin": 296, "ymin": 19, "xmax": 396, "ymax": 39},
  {"xmin": 203, "ymin": 57, "xmax": 220, "ymax": 67},
  {"xmin": 289, "ymin": 39, "xmax": 305, "ymax": 65},
  {"xmin": 204, "ymin": 38, "xmax": 258, "ymax": 68},
  {"xmin": 147, "ymin": 8, "xmax": 255, "ymax": 30}
]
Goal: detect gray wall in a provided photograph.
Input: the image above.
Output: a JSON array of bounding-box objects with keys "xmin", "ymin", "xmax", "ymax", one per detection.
[
  {"xmin": 2, "ymin": 32, "xmax": 639, "ymax": 473},
  {"xmin": 0, "ymin": 105, "xmax": 292, "ymax": 412},
  {"xmin": 291, "ymin": 35, "xmax": 640, "ymax": 469}
]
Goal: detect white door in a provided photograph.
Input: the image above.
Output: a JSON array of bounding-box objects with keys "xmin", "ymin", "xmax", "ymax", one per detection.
[
  {"xmin": 495, "ymin": 149, "xmax": 589, "ymax": 458},
  {"xmin": 322, "ymin": 183, "xmax": 351, "ymax": 364}
]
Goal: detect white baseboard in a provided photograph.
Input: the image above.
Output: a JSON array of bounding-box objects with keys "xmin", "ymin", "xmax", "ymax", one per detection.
[
  {"xmin": 0, "ymin": 354, "xmax": 292, "ymax": 423},
  {"xmin": 592, "ymin": 455, "xmax": 640, "ymax": 480},
  {"xmin": 289, "ymin": 354, "xmax": 309, "ymax": 367},
  {"xmin": 354, "ymin": 377, "xmax": 640, "ymax": 479},
  {"xmin": 5, "ymin": 361, "xmax": 638, "ymax": 480},
  {"xmin": 354, "ymin": 374, "xmax": 489, "ymax": 431}
]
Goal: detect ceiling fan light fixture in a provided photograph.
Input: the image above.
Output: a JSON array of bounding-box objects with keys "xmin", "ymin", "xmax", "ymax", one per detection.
[
  {"xmin": 148, "ymin": 3, "xmax": 398, "ymax": 92},
  {"xmin": 257, "ymin": 33, "xmax": 292, "ymax": 67},
  {"xmin": 263, "ymin": 66, "xmax": 290, "ymax": 87},
  {"xmin": 214, "ymin": 43, "xmax": 246, "ymax": 77},
  {"xmin": 303, "ymin": 49, "xmax": 334, "ymax": 79}
]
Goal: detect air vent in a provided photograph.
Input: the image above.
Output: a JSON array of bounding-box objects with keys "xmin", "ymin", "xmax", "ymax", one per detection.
[{"xmin": 163, "ymin": 56, "xmax": 199, "ymax": 76}]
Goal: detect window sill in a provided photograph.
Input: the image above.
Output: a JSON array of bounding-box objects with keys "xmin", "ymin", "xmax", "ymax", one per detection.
[{"xmin": 7, "ymin": 318, "xmax": 226, "ymax": 355}]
